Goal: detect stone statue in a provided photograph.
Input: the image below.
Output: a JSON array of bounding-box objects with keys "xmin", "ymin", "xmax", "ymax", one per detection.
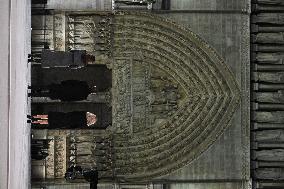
[
  {"xmin": 254, "ymin": 91, "xmax": 284, "ymax": 103},
  {"xmin": 254, "ymin": 130, "xmax": 284, "ymax": 141},
  {"xmin": 254, "ymin": 111, "xmax": 284, "ymax": 123},
  {"xmin": 253, "ymin": 149, "xmax": 284, "ymax": 161},
  {"xmin": 255, "ymin": 168, "xmax": 284, "ymax": 180},
  {"xmin": 256, "ymin": 0, "xmax": 284, "ymax": 5},
  {"xmin": 253, "ymin": 72, "xmax": 284, "ymax": 83},
  {"xmin": 253, "ymin": 83, "xmax": 284, "ymax": 91},
  {"xmin": 253, "ymin": 52, "xmax": 284, "ymax": 64},
  {"xmin": 253, "ymin": 122, "xmax": 284, "ymax": 129},
  {"xmin": 253, "ymin": 33, "xmax": 284, "ymax": 44},
  {"xmin": 252, "ymin": 13, "xmax": 284, "ymax": 25}
]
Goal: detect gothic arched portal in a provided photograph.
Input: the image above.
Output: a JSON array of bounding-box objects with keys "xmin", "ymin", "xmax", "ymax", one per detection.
[
  {"xmin": 110, "ymin": 12, "xmax": 240, "ymax": 180},
  {"xmin": 62, "ymin": 11, "xmax": 241, "ymax": 181}
]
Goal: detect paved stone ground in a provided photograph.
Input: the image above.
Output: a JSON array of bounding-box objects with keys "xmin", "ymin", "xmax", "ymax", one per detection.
[{"xmin": 0, "ymin": 0, "xmax": 31, "ymax": 188}]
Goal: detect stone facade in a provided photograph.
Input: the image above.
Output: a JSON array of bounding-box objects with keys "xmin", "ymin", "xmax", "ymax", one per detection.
[{"xmin": 31, "ymin": 7, "xmax": 247, "ymax": 188}]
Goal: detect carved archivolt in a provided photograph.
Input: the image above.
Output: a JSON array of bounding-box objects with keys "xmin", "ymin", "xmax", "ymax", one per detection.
[{"xmin": 111, "ymin": 12, "xmax": 241, "ymax": 180}]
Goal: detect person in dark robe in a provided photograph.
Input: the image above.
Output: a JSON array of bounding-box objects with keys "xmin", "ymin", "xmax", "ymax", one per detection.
[
  {"xmin": 29, "ymin": 111, "xmax": 97, "ymax": 129},
  {"xmin": 28, "ymin": 80, "xmax": 96, "ymax": 101},
  {"xmin": 84, "ymin": 169, "xmax": 98, "ymax": 189},
  {"xmin": 65, "ymin": 165, "xmax": 98, "ymax": 189},
  {"xmin": 41, "ymin": 49, "xmax": 95, "ymax": 68}
]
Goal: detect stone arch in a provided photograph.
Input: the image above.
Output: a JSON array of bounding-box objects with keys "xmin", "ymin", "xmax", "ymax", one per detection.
[{"xmin": 111, "ymin": 11, "xmax": 240, "ymax": 181}]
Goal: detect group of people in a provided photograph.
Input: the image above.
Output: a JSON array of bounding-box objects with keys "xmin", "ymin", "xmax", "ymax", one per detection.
[
  {"xmin": 30, "ymin": 44, "xmax": 104, "ymax": 188},
  {"xmin": 28, "ymin": 49, "xmax": 99, "ymax": 129}
]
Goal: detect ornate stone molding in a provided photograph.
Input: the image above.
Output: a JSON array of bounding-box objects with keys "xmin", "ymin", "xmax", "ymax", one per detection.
[
  {"xmin": 111, "ymin": 11, "xmax": 241, "ymax": 180},
  {"xmin": 45, "ymin": 136, "xmax": 67, "ymax": 179},
  {"xmin": 53, "ymin": 13, "xmax": 66, "ymax": 51},
  {"xmin": 240, "ymin": 13, "xmax": 251, "ymax": 184}
]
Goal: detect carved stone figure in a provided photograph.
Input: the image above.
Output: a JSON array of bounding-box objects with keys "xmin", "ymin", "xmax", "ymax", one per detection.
[
  {"xmin": 256, "ymin": 0, "xmax": 284, "ymax": 6},
  {"xmin": 253, "ymin": 72, "xmax": 284, "ymax": 83},
  {"xmin": 70, "ymin": 136, "xmax": 94, "ymax": 143},
  {"xmin": 76, "ymin": 155, "xmax": 94, "ymax": 164},
  {"xmin": 252, "ymin": 13, "xmax": 284, "ymax": 25},
  {"xmin": 253, "ymin": 149, "xmax": 284, "ymax": 161},
  {"xmin": 252, "ymin": 24, "xmax": 284, "ymax": 33},
  {"xmin": 255, "ymin": 168, "xmax": 284, "ymax": 180},
  {"xmin": 254, "ymin": 130, "xmax": 284, "ymax": 141},
  {"xmin": 254, "ymin": 63, "xmax": 284, "ymax": 71},
  {"xmin": 253, "ymin": 122, "xmax": 284, "ymax": 129},
  {"xmin": 254, "ymin": 111, "xmax": 284, "ymax": 123},
  {"xmin": 253, "ymin": 53, "xmax": 284, "ymax": 64},
  {"xmin": 253, "ymin": 4, "xmax": 284, "ymax": 12},
  {"xmin": 253, "ymin": 44, "xmax": 284, "ymax": 52},
  {"xmin": 253, "ymin": 33, "xmax": 284, "ymax": 44},
  {"xmin": 253, "ymin": 83, "xmax": 284, "ymax": 91},
  {"xmin": 254, "ymin": 91, "xmax": 284, "ymax": 103}
]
